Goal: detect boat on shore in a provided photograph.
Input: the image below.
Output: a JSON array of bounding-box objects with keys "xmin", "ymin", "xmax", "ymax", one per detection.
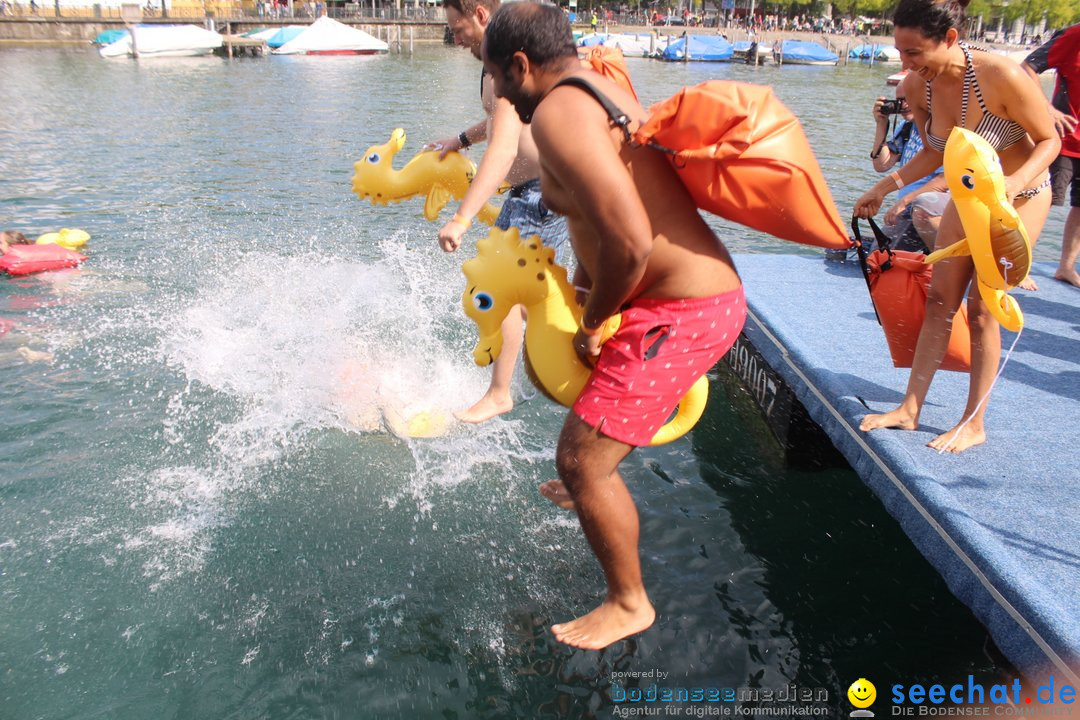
[{"xmin": 98, "ymin": 25, "xmax": 223, "ymax": 58}]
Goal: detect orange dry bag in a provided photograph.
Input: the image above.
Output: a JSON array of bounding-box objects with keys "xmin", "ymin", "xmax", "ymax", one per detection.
[
  {"xmin": 579, "ymin": 45, "xmax": 639, "ymax": 103},
  {"xmin": 552, "ymin": 76, "xmax": 849, "ymax": 250},
  {"xmin": 853, "ymin": 218, "xmax": 971, "ymax": 372}
]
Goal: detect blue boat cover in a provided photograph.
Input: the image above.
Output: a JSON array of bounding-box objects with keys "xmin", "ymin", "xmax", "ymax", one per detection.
[
  {"xmin": 94, "ymin": 29, "xmax": 128, "ymax": 46},
  {"xmin": 848, "ymin": 43, "xmax": 875, "ymax": 58},
  {"xmin": 661, "ymin": 34, "xmax": 733, "ymax": 61},
  {"xmin": 779, "ymin": 39, "xmax": 838, "ymax": 62},
  {"xmin": 578, "ymin": 33, "xmax": 606, "ymax": 47},
  {"xmin": 266, "ymin": 26, "xmax": 305, "ymax": 49}
]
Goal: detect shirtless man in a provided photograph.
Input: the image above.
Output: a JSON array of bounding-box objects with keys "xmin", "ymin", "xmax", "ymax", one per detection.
[
  {"xmin": 427, "ymin": 0, "xmax": 569, "ymax": 424},
  {"xmin": 481, "ymin": 2, "xmax": 745, "ymax": 650}
]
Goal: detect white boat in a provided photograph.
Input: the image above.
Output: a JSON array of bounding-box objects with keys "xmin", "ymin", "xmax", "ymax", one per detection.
[
  {"xmin": 577, "ymin": 32, "xmax": 655, "ymax": 59},
  {"xmin": 99, "ymin": 25, "xmax": 223, "ymax": 58},
  {"xmin": 272, "ymin": 16, "xmax": 389, "ymax": 55},
  {"xmin": 875, "ymin": 46, "xmax": 901, "ymax": 62}
]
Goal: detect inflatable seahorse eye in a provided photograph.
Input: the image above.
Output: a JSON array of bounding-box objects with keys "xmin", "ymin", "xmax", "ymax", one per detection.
[
  {"xmin": 925, "ymin": 127, "xmax": 1032, "ymax": 332},
  {"xmin": 461, "ymin": 226, "xmax": 708, "ymax": 446},
  {"xmin": 351, "ymin": 128, "xmax": 501, "ymax": 226}
]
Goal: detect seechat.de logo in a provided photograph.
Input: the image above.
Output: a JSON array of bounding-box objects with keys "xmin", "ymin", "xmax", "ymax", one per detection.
[{"xmin": 848, "ymin": 678, "xmax": 877, "ymax": 718}]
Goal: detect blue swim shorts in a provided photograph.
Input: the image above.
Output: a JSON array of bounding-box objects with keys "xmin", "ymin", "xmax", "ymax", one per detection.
[{"xmin": 494, "ymin": 179, "xmax": 570, "ymax": 263}]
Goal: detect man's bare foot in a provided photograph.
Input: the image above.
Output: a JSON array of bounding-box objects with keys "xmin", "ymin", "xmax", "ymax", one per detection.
[
  {"xmin": 551, "ymin": 595, "xmax": 656, "ymax": 650},
  {"xmin": 928, "ymin": 423, "xmax": 986, "ymax": 453},
  {"xmin": 454, "ymin": 393, "xmax": 513, "ymax": 424},
  {"xmin": 539, "ymin": 480, "xmax": 575, "ymax": 510},
  {"xmin": 859, "ymin": 406, "xmax": 918, "ymax": 432},
  {"xmin": 1017, "ymin": 277, "xmax": 1039, "ymax": 292},
  {"xmin": 1054, "ymin": 268, "xmax": 1080, "ymax": 288}
]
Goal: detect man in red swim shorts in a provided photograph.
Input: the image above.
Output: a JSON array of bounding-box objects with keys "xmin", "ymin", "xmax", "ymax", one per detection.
[{"xmin": 482, "ymin": 2, "xmax": 745, "ymax": 651}]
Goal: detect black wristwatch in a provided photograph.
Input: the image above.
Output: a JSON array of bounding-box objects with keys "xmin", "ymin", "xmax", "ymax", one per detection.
[{"xmin": 458, "ymin": 131, "xmax": 471, "ymax": 149}]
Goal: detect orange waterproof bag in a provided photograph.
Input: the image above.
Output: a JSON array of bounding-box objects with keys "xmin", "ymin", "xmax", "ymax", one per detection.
[
  {"xmin": 555, "ymin": 76, "xmax": 849, "ymax": 249},
  {"xmin": 853, "ymin": 218, "xmax": 971, "ymax": 372},
  {"xmin": 579, "ymin": 46, "xmax": 639, "ymax": 102}
]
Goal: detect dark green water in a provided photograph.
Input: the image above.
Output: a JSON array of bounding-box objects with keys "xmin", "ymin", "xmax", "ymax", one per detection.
[{"xmin": 1, "ymin": 44, "xmax": 1042, "ymax": 720}]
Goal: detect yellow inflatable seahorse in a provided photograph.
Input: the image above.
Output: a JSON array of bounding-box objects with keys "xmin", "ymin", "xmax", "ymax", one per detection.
[
  {"xmin": 36, "ymin": 228, "xmax": 90, "ymax": 249},
  {"xmin": 352, "ymin": 128, "xmax": 500, "ymax": 226},
  {"xmin": 926, "ymin": 127, "xmax": 1031, "ymax": 332},
  {"xmin": 461, "ymin": 226, "xmax": 708, "ymax": 446}
]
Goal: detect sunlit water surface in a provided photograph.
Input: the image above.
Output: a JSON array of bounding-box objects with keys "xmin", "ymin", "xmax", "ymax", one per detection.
[{"xmin": 2, "ymin": 45, "xmax": 1044, "ymax": 720}]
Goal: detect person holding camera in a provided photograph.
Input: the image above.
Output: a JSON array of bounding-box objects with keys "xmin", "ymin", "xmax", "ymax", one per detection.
[{"xmin": 869, "ymin": 87, "xmax": 949, "ymax": 251}]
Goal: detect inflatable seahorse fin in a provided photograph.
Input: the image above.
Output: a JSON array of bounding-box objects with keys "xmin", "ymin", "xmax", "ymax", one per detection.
[
  {"xmin": 976, "ymin": 282, "xmax": 1024, "ymax": 333},
  {"xmin": 423, "ymin": 185, "xmax": 453, "ymax": 222},
  {"xmin": 925, "ymin": 239, "xmax": 973, "ymax": 264}
]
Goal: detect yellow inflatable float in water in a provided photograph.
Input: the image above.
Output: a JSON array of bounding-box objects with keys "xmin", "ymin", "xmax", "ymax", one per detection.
[
  {"xmin": 926, "ymin": 127, "xmax": 1031, "ymax": 332},
  {"xmin": 36, "ymin": 228, "xmax": 90, "ymax": 249},
  {"xmin": 461, "ymin": 227, "xmax": 708, "ymax": 446},
  {"xmin": 352, "ymin": 128, "xmax": 500, "ymax": 226}
]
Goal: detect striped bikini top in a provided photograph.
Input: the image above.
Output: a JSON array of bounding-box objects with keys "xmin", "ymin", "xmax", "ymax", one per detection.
[{"xmin": 923, "ymin": 43, "xmax": 1028, "ymax": 153}]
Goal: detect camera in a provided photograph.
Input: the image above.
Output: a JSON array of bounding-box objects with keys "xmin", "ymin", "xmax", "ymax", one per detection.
[{"xmin": 880, "ymin": 99, "xmax": 905, "ymax": 115}]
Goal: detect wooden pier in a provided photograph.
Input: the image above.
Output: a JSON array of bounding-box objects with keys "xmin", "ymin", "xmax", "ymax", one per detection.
[{"xmin": 218, "ymin": 34, "xmax": 266, "ymax": 57}]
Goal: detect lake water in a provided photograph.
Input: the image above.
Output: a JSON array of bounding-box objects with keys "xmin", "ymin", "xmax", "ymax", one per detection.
[{"xmin": 1, "ymin": 44, "xmax": 1054, "ymax": 720}]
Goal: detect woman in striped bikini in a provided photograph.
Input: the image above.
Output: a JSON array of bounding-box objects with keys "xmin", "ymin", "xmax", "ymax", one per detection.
[{"xmin": 853, "ymin": 0, "xmax": 1060, "ymax": 453}]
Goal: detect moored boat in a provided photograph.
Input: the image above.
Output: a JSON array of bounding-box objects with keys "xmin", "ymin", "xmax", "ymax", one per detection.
[
  {"xmin": 271, "ymin": 16, "xmax": 388, "ymax": 56},
  {"xmin": 772, "ymin": 39, "xmax": 839, "ymax": 65},
  {"xmin": 660, "ymin": 34, "xmax": 733, "ymax": 62},
  {"xmin": 99, "ymin": 25, "xmax": 223, "ymax": 58}
]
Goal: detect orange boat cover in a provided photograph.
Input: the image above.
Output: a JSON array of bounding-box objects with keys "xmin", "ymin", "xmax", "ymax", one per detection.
[
  {"xmin": 633, "ymin": 80, "xmax": 849, "ymax": 250},
  {"xmin": 579, "ymin": 46, "xmax": 639, "ymax": 102}
]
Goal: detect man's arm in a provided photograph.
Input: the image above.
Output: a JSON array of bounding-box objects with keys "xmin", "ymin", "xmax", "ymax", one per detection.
[
  {"xmin": 1021, "ymin": 59, "xmax": 1078, "ymax": 139},
  {"xmin": 437, "ymin": 88, "xmax": 521, "ymax": 252},
  {"xmin": 531, "ymin": 84, "xmax": 653, "ymax": 332},
  {"xmin": 870, "ymin": 97, "xmax": 900, "ymax": 173},
  {"xmin": 425, "ymin": 119, "xmax": 488, "ymax": 159}
]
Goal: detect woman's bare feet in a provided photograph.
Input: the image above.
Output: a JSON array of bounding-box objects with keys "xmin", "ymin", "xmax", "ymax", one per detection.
[
  {"xmin": 859, "ymin": 406, "xmax": 919, "ymax": 432},
  {"xmin": 1017, "ymin": 277, "xmax": 1039, "ymax": 292},
  {"xmin": 551, "ymin": 593, "xmax": 655, "ymax": 650},
  {"xmin": 1054, "ymin": 267, "xmax": 1080, "ymax": 288},
  {"xmin": 454, "ymin": 392, "xmax": 513, "ymax": 424},
  {"xmin": 928, "ymin": 422, "xmax": 986, "ymax": 453},
  {"xmin": 539, "ymin": 480, "xmax": 575, "ymax": 510}
]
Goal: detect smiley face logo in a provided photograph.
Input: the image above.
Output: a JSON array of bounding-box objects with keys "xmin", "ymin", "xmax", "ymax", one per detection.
[{"xmin": 847, "ymin": 678, "xmax": 877, "ymax": 709}]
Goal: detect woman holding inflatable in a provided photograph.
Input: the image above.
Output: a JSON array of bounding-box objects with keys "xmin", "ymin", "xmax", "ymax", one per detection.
[{"xmin": 853, "ymin": 0, "xmax": 1059, "ymax": 453}]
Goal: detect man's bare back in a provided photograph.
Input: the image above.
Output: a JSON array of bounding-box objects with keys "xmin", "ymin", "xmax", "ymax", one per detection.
[{"xmin": 534, "ymin": 71, "xmax": 740, "ymax": 304}]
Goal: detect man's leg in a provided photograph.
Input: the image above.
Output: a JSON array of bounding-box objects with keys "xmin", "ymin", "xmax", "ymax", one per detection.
[
  {"xmin": 1054, "ymin": 207, "xmax": 1080, "ymax": 288},
  {"xmin": 456, "ymin": 306, "xmax": 524, "ymax": 423},
  {"xmin": 550, "ymin": 413, "xmax": 656, "ymax": 650}
]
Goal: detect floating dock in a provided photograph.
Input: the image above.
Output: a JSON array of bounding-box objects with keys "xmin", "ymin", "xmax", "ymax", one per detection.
[{"xmin": 724, "ymin": 253, "xmax": 1080, "ymax": 681}]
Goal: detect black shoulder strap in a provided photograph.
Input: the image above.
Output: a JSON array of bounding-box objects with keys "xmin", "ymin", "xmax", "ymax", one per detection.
[{"xmin": 551, "ymin": 75, "xmax": 633, "ymax": 142}]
